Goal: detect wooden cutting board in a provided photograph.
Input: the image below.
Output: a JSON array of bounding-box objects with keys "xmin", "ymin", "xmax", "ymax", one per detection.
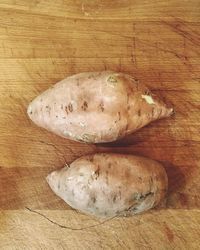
[{"xmin": 0, "ymin": 1, "xmax": 200, "ymax": 249}]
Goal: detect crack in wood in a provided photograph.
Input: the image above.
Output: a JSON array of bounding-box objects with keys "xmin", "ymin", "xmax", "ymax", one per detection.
[{"xmin": 25, "ymin": 207, "xmax": 117, "ymax": 231}]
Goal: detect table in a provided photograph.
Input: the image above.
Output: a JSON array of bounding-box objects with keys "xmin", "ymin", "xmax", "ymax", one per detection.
[{"xmin": 0, "ymin": 1, "xmax": 200, "ymax": 249}]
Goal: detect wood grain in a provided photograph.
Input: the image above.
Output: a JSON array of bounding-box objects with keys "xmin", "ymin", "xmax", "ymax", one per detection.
[{"xmin": 0, "ymin": 0, "xmax": 200, "ymax": 249}]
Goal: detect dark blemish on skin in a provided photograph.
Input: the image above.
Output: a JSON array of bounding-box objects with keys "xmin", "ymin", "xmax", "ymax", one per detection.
[
  {"xmin": 118, "ymin": 189, "xmax": 122, "ymax": 200},
  {"xmin": 89, "ymin": 155, "xmax": 94, "ymax": 162},
  {"xmin": 139, "ymin": 177, "xmax": 142, "ymax": 181},
  {"xmin": 65, "ymin": 106, "xmax": 69, "ymax": 114},
  {"xmin": 108, "ymin": 75, "xmax": 117, "ymax": 83},
  {"xmin": 68, "ymin": 103, "xmax": 73, "ymax": 112},
  {"xmin": 45, "ymin": 106, "xmax": 51, "ymax": 115},
  {"xmin": 99, "ymin": 101, "xmax": 104, "ymax": 112},
  {"xmin": 105, "ymin": 170, "xmax": 109, "ymax": 184},
  {"xmin": 138, "ymin": 109, "xmax": 141, "ymax": 116},
  {"xmin": 118, "ymin": 112, "xmax": 121, "ymax": 121},
  {"xmin": 132, "ymin": 193, "xmax": 140, "ymax": 201},
  {"xmin": 94, "ymin": 166, "xmax": 100, "ymax": 179},
  {"xmin": 125, "ymin": 123, "xmax": 129, "ymax": 131},
  {"xmin": 126, "ymin": 206, "xmax": 138, "ymax": 215},
  {"xmin": 56, "ymin": 115, "xmax": 58, "ymax": 118},
  {"xmin": 108, "ymin": 163, "xmax": 112, "ymax": 169},
  {"xmin": 61, "ymin": 104, "xmax": 63, "ymax": 110},
  {"xmin": 82, "ymin": 101, "xmax": 88, "ymax": 111},
  {"xmin": 138, "ymin": 192, "xmax": 154, "ymax": 201},
  {"xmin": 132, "ymin": 207, "xmax": 138, "ymax": 212},
  {"xmin": 144, "ymin": 90, "xmax": 150, "ymax": 95},
  {"xmin": 91, "ymin": 196, "xmax": 96, "ymax": 204},
  {"xmin": 112, "ymin": 194, "xmax": 117, "ymax": 203},
  {"xmin": 29, "ymin": 111, "xmax": 33, "ymax": 115},
  {"xmin": 152, "ymin": 108, "xmax": 155, "ymax": 117},
  {"xmin": 127, "ymin": 94, "xmax": 129, "ymax": 104},
  {"xmin": 127, "ymin": 105, "xmax": 130, "ymax": 111},
  {"xmin": 40, "ymin": 99, "xmax": 43, "ymax": 102},
  {"xmin": 63, "ymin": 117, "xmax": 66, "ymax": 119}
]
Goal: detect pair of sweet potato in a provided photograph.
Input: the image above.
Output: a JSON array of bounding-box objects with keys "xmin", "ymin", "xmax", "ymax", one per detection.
[{"xmin": 28, "ymin": 71, "xmax": 173, "ymax": 218}]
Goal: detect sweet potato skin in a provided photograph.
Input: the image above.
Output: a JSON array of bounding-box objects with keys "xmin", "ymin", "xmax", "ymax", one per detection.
[
  {"xmin": 28, "ymin": 71, "xmax": 173, "ymax": 143},
  {"xmin": 46, "ymin": 153, "xmax": 168, "ymax": 218}
]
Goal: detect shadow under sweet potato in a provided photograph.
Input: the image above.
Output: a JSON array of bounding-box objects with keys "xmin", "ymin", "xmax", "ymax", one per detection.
[
  {"xmin": 162, "ymin": 161, "xmax": 186, "ymax": 195},
  {"xmin": 156, "ymin": 161, "xmax": 195, "ymax": 210}
]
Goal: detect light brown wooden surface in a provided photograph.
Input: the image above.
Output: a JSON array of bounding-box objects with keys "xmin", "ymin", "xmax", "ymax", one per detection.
[{"xmin": 0, "ymin": 1, "xmax": 200, "ymax": 249}]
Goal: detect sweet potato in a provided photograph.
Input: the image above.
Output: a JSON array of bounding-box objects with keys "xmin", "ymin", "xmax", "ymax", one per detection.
[
  {"xmin": 46, "ymin": 153, "xmax": 168, "ymax": 218},
  {"xmin": 27, "ymin": 71, "xmax": 173, "ymax": 143}
]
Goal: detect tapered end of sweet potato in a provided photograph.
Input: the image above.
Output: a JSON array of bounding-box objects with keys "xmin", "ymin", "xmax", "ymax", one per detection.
[
  {"xmin": 46, "ymin": 166, "xmax": 69, "ymax": 195},
  {"xmin": 27, "ymin": 102, "xmax": 33, "ymax": 119},
  {"xmin": 46, "ymin": 170, "xmax": 60, "ymax": 194},
  {"xmin": 150, "ymin": 95, "xmax": 174, "ymax": 120},
  {"xmin": 165, "ymin": 107, "xmax": 174, "ymax": 117},
  {"xmin": 27, "ymin": 99, "xmax": 40, "ymax": 126}
]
